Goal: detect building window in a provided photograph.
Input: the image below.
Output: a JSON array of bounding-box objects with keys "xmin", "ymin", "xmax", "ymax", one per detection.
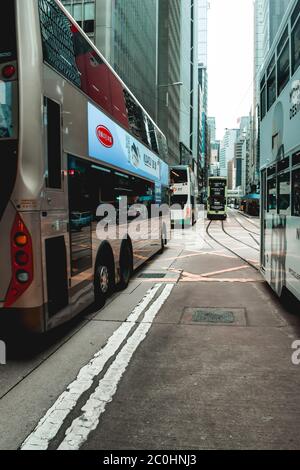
[
  {"xmin": 84, "ymin": 2, "xmax": 95, "ymax": 34},
  {"xmin": 73, "ymin": 3, "xmax": 83, "ymax": 28},
  {"xmin": 62, "ymin": 1, "xmax": 95, "ymax": 35}
]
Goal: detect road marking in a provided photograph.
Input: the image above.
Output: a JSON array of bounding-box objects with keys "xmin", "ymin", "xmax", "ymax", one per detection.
[
  {"xmin": 200, "ymin": 265, "xmax": 250, "ymax": 277},
  {"xmin": 58, "ymin": 283, "xmax": 174, "ymax": 450},
  {"xmin": 21, "ymin": 284, "xmax": 162, "ymax": 451},
  {"xmin": 162, "ymin": 251, "xmax": 237, "ymax": 261},
  {"xmin": 180, "ymin": 276, "xmax": 261, "ymax": 283},
  {"xmin": 139, "ymin": 278, "xmax": 177, "ymax": 283}
]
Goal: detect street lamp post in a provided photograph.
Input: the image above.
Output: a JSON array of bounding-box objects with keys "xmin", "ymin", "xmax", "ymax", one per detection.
[{"xmin": 158, "ymin": 81, "xmax": 183, "ymax": 107}]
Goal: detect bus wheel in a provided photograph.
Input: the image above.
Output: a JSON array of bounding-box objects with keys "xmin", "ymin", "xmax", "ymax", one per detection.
[
  {"xmin": 119, "ymin": 242, "xmax": 133, "ymax": 290},
  {"xmin": 94, "ymin": 256, "xmax": 113, "ymax": 308}
]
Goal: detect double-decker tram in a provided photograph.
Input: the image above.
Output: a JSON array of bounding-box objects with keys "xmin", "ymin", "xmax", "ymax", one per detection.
[
  {"xmin": 170, "ymin": 165, "xmax": 197, "ymax": 227},
  {"xmin": 260, "ymin": 0, "xmax": 300, "ymax": 301},
  {"xmin": 207, "ymin": 177, "xmax": 227, "ymax": 220},
  {"xmin": 0, "ymin": 0, "xmax": 170, "ymax": 333}
]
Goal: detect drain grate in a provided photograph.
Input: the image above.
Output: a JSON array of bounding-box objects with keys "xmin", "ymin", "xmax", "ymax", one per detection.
[
  {"xmin": 138, "ymin": 273, "xmax": 167, "ymax": 279},
  {"xmin": 192, "ymin": 309, "xmax": 235, "ymax": 324},
  {"xmin": 181, "ymin": 307, "xmax": 247, "ymax": 326}
]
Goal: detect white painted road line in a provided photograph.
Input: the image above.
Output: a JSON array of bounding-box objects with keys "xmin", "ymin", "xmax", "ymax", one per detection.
[
  {"xmin": 58, "ymin": 283, "xmax": 174, "ymax": 451},
  {"xmin": 21, "ymin": 284, "xmax": 162, "ymax": 451}
]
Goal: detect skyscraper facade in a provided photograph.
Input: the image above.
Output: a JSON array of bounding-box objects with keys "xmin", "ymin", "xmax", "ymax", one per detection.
[
  {"xmin": 219, "ymin": 129, "xmax": 239, "ymax": 179},
  {"xmin": 197, "ymin": 0, "xmax": 209, "ymax": 198},
  {"xmin": 198, "ymin": 0, "xmax": 208, "ymax": 67},
  {"xmin": 207, "ymin": 117, "xmax": 216, "ymax": 142},
  {"xmin": 179, "ymin": 0, "xmax": 199, "ymax": 169},
  {"xmin": 158, "ymin": 0, "xmax": 181, "ymax": 164}
]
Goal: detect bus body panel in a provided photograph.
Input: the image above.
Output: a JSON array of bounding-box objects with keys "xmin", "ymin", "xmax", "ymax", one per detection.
[
  {"xmin": 0, "ymin": 204, "xmax": 15, "ymax": 303},
  {"xmin": 170, "ymin": 166, "xmax": 196, "ymax": 226},
  {"xmin": 12, "ymin": 0, "xmax": 44, "ymax": 209},
  {"xmin": 0, "ymin": 0, "xmax": 169, "ymax": 332},
  {"xmin": 260, "ymin": 0, "xmax": 300, "ymax": 302}
]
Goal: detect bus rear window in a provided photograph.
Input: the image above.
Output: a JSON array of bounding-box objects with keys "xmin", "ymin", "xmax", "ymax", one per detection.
[
  {"xmin": 170, "ymin": 169, "xmax": 188, "ymax": 184},
  {"xmin": 0, "ymin": 0, "xmax": 17, "ymax": 63},
  {"xmin": 0, "ymin": 81, "xmax": 16, "ymax": 139}
]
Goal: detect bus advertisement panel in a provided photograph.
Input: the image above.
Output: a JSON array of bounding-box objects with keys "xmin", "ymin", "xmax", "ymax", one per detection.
[{"xmin": 88, "ymin": 102, "xmax": 169, "ymax": 187}]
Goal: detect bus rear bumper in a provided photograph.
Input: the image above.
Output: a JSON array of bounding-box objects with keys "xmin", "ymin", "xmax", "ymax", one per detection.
[
  {"xmin": 207, "ymin": 213, "xmax": 227, "ymax": 220},
  {"xmin": 0, "ymin": 305, "xmax": 45, "ymax": 334}
]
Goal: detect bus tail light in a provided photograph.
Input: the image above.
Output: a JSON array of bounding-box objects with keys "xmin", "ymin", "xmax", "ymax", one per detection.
[
  {"xmin": 2, "ymin": 64, "xmax": 16, "ymax": 79},
  {"xmin": 4, "ymin": 215, "xmax": 33, "ymax": 307}
]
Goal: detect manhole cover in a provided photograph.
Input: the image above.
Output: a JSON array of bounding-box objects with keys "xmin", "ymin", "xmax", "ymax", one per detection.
[
  {"xmin": 192, "ymin": 309, "xmax": 235, "ymax": 323},
  {"xmin": 181, "ymin": 308, "xmax": 247, "ymax": 326},
  {"xmin": 138, "ymin": 273, "xmax": 166, "ymax": 279}
]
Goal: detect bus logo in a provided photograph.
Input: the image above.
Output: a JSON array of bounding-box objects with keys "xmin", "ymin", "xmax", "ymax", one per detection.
[{"xmin": 96, "ymin": 125, "xmax": 114, "ymax": 148}]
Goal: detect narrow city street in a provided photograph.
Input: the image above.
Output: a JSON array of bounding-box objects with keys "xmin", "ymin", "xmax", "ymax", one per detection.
[{"xmin": 1, "ymin": 210, "xmax": 300, "ymax": 450}]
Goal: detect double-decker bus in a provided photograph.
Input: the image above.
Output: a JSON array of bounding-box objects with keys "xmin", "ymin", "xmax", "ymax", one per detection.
[
  {"xmin": 170, "ymin": 165, "xmax": 197, "ymax": 227},
  {"xmin": 260, "ymin": 0, "xmax": 300, "ymax": 301},
  {"xmin": 207, "ymin": 177, "xmax": 227, "ymax": 220},
  {"xmin": 0, "ymin": 0, "xmax": 169, "ymax": 333}
]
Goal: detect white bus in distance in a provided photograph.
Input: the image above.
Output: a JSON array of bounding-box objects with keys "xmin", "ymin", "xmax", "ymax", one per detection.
[{"xmin": 170, "ymin": 165, "xmax": 196, "ymax": 227}]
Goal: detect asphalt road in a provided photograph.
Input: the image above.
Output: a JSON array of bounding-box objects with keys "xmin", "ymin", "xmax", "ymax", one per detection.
[{"xmin": 1, "ymin": 209, "xmax": 300, "ymax": 450}]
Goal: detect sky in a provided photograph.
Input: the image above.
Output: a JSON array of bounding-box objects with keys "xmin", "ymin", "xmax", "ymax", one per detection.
[{"xmin": 207, "ymin": 0, "xmax": 254, "ymax": 141}]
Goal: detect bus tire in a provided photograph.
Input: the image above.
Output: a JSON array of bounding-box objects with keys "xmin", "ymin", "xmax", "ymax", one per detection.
[
  {"xmin": 119, "ymin": 241, "xmax": 133, "ymax": 290},
  {"xmin": 94, "ymin": 250, "xmax": 114, "ymax": 308}
]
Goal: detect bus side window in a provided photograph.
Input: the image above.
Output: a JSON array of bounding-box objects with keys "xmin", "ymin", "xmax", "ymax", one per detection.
[
  {"xmin": 267, "ymin": 177, "xmax": 277, "ymax": 212},
  {"xmin": 292, "ymin": 169, "xmax": 300, "ymax": 216},
  {"xmin": 44, "ymin": 97, "xmax": 62, "ymax": 189}
]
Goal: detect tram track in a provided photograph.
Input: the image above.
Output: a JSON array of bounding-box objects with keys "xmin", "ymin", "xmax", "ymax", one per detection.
[
  {"xmin": 206, "ymin": 220, "xmax": 260, "ymax": 272},
  {"xmin": 229, "ymin": 210, "xmax": 260, "ymax": 237},
  {"xmin": 221, "ymin": 219, "xmax": 260, "ymax": 252}
]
